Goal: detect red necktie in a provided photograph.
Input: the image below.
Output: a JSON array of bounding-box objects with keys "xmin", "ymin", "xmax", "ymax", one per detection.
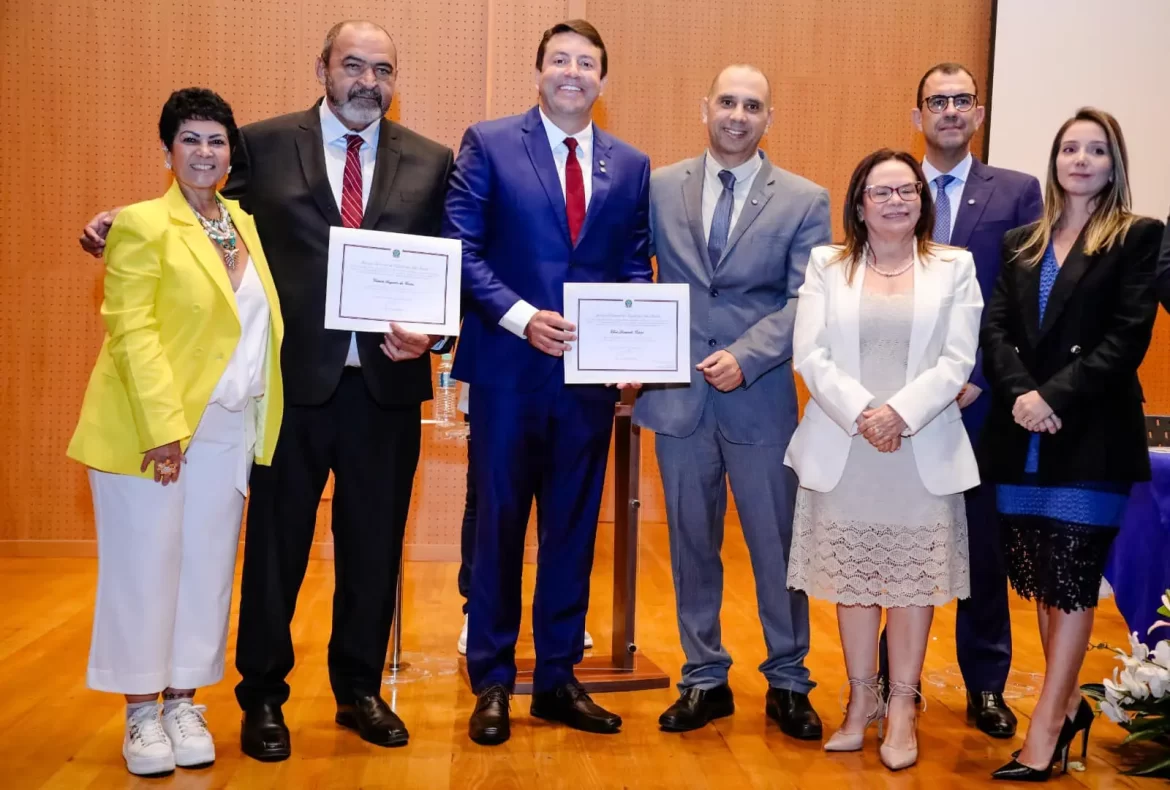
[
  {"xmin": 564, "ymin": 137, "xmax": 585, "ymax": 245},
  {"xmin": 341, "ymin": 134, "xmax": 364, "ymax": 228}
]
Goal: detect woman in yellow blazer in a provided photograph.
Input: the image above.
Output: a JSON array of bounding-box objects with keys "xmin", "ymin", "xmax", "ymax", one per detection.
[{"xmin": 67, "ymin": 89, "xmax": 283, "ymax": 778}]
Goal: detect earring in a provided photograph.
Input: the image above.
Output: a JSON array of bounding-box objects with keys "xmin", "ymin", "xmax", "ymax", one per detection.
[
  {"xmin": 165, "ymin": 159, "xmax": 172, "ymax": 170},
  {"xmin": 227, "ymin": 165, "xmax": 232, "ymax": 174}
]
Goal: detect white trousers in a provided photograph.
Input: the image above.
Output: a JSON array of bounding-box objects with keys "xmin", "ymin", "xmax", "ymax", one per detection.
[{"xmin": 87, "ymin": 402, "xmax": 250, "ymax": 694}]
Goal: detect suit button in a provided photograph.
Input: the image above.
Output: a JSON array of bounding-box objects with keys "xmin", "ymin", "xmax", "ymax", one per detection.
[
  {"xmin": 710, "ymin": 287, "xmax": 719, "ymax": 297},
  {"xmin": 193, "ymin": 304, "xmax": 201, "ymax": 312},
  {"xmin": 216, "ymin": 352, "xmax": 225, "ymax": 360},
  {"xmin": 708, "ymin": 339, "xmax": 717, "ymax": 347}
]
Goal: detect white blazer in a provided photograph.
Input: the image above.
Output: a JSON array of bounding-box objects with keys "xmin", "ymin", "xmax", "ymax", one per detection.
[{"xmin": 783, "ymin": 244, "xmax": 983, "ymax": 496}]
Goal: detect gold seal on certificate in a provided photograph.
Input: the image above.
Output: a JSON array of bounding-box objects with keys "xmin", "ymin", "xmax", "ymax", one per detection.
[
  {"xmin": 563, "ymin": 283, "xmax": 691, "ymax": 384},
  {"xmin": 324, "ymin": 227, "xmax": 462, "ymax": 336}
]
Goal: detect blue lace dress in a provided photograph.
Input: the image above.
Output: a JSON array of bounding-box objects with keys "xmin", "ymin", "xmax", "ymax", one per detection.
[{"xmin": 994, "ymin": 243, "xmax": 1130, "ymax": 612}]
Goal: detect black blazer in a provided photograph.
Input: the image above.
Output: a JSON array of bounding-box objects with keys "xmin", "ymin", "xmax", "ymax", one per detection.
[
  {"xmin": 1155, "ymin": 210, "xmax": 1170, "ymax": 312},
  {"xmin": 979, "ymin": 217, "xmax": 1164, "ymax": 485},
  {"xmin": 223, "ymin": 104, "xmax": 455, "ymax": 407}
]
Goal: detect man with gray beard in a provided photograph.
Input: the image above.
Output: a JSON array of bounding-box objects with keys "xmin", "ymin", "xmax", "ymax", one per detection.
[{"xmin": 80, "ymin": 19, "xmax": 454, "ymax": 760}]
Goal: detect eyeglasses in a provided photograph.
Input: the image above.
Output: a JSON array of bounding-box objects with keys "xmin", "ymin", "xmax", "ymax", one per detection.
[
  {"xmin": 864, "ymin": 182, "xmax": 922, "ymax": 203},
  {"xmin": 922, "ymin": 93, "xmax": 977, "ymax": 114}
]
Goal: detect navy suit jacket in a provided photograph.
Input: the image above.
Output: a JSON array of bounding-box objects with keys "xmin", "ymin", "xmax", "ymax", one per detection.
[
  {"xmin": 443, "ymin": 107, "xmax": 652, "ymax": 392},
  {"xmin": 949, "ymin": 158, "xmax": 1043, "ymax": 431}
]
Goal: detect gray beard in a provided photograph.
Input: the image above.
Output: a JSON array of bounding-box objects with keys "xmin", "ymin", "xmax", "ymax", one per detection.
[{"xmin": 333, "ymin": 97, "xmax": 384, "ymax": 127}]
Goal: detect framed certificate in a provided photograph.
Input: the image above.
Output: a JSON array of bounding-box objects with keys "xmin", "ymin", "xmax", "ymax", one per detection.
[
  {"xmin": 563, "ymin": 282, "xmax": 691, "ymax": 384},
  {"xmin": 324, "ymin": 227, "xmax": 462, "ymax": 336}
]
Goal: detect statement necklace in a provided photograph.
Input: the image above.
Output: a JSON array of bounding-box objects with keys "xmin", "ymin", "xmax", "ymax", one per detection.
[{"xmin": 189, "ymin": 196, "xmax": 240, "ymax": 270}]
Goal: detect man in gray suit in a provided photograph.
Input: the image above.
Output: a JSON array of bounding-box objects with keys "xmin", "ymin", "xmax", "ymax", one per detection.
[{"xmin": 634, "ymin": 64, "xmax": 831, "ymax": 737}]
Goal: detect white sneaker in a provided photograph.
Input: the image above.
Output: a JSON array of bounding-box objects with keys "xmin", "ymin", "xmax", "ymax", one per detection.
[
  {"xmin": 162, "ymin": 700, "xmax": 216, "ymax": 768},
  {"xmin": 123, "ymin": 704, "xmax": 175, "ymax": 776},
  {"xmin": 584, "ymin": 630, "xmax": 594, "ymax": 650}
]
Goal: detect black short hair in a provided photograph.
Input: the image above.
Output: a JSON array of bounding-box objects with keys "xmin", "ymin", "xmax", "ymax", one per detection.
[
  {"xmin": 915, "ymin": 62, "xmax": 979, "ymax": 106},
  {"xmin": 158, "ymin": 88, "xmax": 239, "ymax": 152},
  {"xmin": 536, "ymin": 19, "xmax": 607, "ymax": 79}
]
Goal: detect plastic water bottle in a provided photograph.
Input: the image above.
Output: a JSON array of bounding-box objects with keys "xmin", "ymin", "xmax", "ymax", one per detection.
[{"xmin": 433, "ymin": 353, "xmax": 456, "ymax": 426}]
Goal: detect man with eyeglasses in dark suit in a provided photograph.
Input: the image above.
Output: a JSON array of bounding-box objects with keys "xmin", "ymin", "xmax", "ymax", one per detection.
[{"xmin": 876, "ymin": 61, "xmax": 1044, "ymax": 740}]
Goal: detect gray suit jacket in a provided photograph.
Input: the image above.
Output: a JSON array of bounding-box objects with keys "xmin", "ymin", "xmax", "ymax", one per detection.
[{"xmin": 633, "ymin": 152, "xmax": 831, "ymax": 445}]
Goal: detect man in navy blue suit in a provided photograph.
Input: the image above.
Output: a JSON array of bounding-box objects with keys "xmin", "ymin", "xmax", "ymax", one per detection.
[
  {"xmin": 442, "ymin": 20, "xmax": 651, "ymax": 746},
  {"xmin": 882, "ymin": 62, "xmax": 1043, "ymax": 737}
]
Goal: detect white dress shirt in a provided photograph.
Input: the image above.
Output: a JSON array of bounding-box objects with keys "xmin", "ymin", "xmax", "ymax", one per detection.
[
  {"xmin": 701, "ymin": 149, "xmax": 764, "ymax": 243},
  {"xmin": 498, "ymin": 110, "xmax": 597, "ymax": 339},
  {"xmin": 922, "ymin": 152, "xmax": 973, "ymax": 241},
  {"xmin": 320, "ymin": 101, "xmax": 379, "ymax": 367}
]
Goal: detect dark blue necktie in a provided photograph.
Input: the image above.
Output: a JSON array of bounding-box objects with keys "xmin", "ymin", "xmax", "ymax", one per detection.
[
  {"xmin": 932, "ymin": 174, "xmax": 956, "ymax": 244},
  {"xmin": 707, "ymin": 169, "xmax": 736, "ymax": 265}
]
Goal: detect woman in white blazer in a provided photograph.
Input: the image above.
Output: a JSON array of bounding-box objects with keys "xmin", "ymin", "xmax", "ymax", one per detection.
[{"xmin": 785, "ymin": 150, "xmax": 982, "ymax": 771}]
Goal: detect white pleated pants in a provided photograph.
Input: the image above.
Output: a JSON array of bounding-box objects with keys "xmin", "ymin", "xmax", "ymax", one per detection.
[{"xmin": 86, "ymin": 403, "xmax": 250, "ymax": 694}]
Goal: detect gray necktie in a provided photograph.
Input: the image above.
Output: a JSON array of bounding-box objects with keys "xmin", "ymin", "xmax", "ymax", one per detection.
[
  {"xmin": 932, "ymin": 174, "xmax": 956, "ymax": 244},
  {"xmin": 707, "ymin": 170, "xmax": 736, "ymax": 265}
]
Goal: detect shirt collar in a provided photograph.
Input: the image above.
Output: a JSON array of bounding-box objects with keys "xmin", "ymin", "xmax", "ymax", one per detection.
[
  {"xmin": 538, "ymin": 107, "xmax": 594, "ymax": 152},
  {"xmin": 703, "ymin": 149, "xmax": 763, "ymax": 189},
  {"xmin": 922, "ymin": 151, "xmax": 973, "ymax": 186},
  {"xmin": 319, "ymin": 100, "xmax": 381, "ymax": 148}
]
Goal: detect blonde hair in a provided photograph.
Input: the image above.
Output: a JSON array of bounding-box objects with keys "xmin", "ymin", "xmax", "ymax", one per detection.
[{"xmin": 1016, "ymin": 107, "xmax": 1139, "ymax": 266}]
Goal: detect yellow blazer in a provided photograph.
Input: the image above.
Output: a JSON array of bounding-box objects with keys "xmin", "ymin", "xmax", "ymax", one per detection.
[{"xmin": 68, "ymin": 181, "xmax": 284, "ymax": 477}]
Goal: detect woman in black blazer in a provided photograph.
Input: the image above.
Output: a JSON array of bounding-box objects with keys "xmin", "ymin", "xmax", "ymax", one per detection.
[{"xmin": 981, "ymin": 107, "xmax": 1164, "ymax": 781}]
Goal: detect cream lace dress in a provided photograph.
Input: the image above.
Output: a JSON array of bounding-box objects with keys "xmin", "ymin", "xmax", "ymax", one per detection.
[{"xmin": 787, "ymin": 290, "xmax": 970, "ymax": 608}]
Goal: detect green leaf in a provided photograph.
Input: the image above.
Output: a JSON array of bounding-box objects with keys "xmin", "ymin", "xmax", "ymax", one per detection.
[
  {"xmin": 1122, "ymin": 726, "xmax": 1170, "ymax": 745},
  {"xmin": 1124, "ymin": 752, "xmax": 1170, "ymax": 776}
]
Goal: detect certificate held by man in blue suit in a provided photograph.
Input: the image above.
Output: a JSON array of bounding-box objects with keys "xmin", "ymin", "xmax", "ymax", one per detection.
[{"xmin": 564, "ymin": 282, "xmax": 691, "ymax": 385}]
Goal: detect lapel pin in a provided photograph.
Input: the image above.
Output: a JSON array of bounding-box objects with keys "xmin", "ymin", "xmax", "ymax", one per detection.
[
  {"xmin": 751, "ymin": 199, "xmax": 759, "ymax": 206},
  {"xmin": 968, "ymin": 198, "xmax": 976, "ymax": 205}
]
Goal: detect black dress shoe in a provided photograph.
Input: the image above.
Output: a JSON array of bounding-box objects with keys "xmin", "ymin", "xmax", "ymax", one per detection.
[
  {"xmin": 967, "ymin": 691, "xmax": 1018, "ymax": 738},
  {"xmin": 335, "ymin": 694, "xmax": 409, "ymax": 747},
  {"xmin": 240, "ymin": 702, "xmax": 291, "ymax": 762},
  {"xmin": 469, "ymin": 684, "xmax": 511, "ymax": 746},
  {"xmin": 531, "ymin": 681, "xmax": 622, "ymax": 734},
  {"xmin": 659, "ymin": 685, "xmax": 735, "ymax": 732},
  {"xmin": 765, "ymin": 688, "xmax": 823, "ymax": 740}
]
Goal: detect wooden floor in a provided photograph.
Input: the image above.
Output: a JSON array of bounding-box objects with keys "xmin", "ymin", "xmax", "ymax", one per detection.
[{"xmin": 0, "ymin": 520, "xmax": 1160, "ymax": 789}]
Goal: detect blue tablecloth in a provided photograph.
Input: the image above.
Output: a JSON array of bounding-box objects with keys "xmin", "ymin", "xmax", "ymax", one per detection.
[{"xmin": 1104, "ymin": 450, "xmax": 1170, "ymax": 647}]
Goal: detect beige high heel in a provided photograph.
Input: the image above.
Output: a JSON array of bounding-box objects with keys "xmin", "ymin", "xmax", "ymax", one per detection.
[
  {"xmin": 879, "ymin": 682, "xmax": 925, "ymax": 771},
  {"xmin": 824, "ymin": 674, "xmax": 886, "ymax": 752}
]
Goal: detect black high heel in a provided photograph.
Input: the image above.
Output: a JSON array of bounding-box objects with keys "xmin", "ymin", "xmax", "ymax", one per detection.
[
  {"xmin": 1067, "ymin": 698, "xmax": 1094, "ymax": 761},
  {"xmin": 992, "ymin": 716, "xmax": 1076, "ymax": 781},
  {"xmin": 1011, "ymin": 697, "xmax": 1095, "ymax": 762}
]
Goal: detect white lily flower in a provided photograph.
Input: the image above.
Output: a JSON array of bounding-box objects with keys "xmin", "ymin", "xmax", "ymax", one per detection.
[
  {"xmin": 1105, "ymin": 669, "xmax": 1133, "ymax": 705},
  {"xmin": 1121, "ymin": 666, "xmax": 1151, "ymax": 700},
  {"xmin": 1099, "ymin": 698, "xmax": 1132, "ymax": 724},
  {"xmin": 1128, "ymin": 631, "xmax": 1151, "ymax": 662},
  {"xmin": 1135, "ymin": 664, "xmax": 1170, "ymax": 698},
  {"xmin": 1152, "ymin": 640, "xmax": 1170, "ymax": 671},
  {"xmin": 1149, "ymin": 619, "xmax": 1170, "ymax": 637}
]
